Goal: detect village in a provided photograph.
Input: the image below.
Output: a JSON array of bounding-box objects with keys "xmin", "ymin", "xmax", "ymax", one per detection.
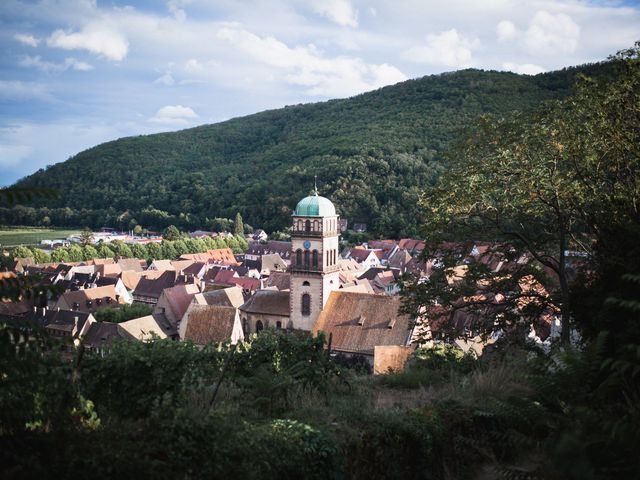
[{"xmin": 0, "ymin": 190, "xmax": 564, "ymax": 374}]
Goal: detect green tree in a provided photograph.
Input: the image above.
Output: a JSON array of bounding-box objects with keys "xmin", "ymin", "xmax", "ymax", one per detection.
[
  {"xmin": 79, "ymin": 227, "xmax": 94, "ymax": 247},
  {"xmin": 133, "ymin": 224, "xmax": 143, "ymax": 235},
  {"xmin": 234, "ymin": 212, "xmax": 244, "ymax": 237},
  {"xmin": 50, "ymin": 247, "xmax": 70, "ymax": 263},
  {"xmin": 83, "ymin": 245, "xmax": 99, "ymax": 260},
  {"xmin": 173, "ymin": 240, "xmax": 189, "ymax": 257},
  {"xmin": 110, "ymin": 240, "xmax": 133, "ymax": 258},
  {"xmin": 31, "ymin": 248, "xmax": 50, "ymax": 264},
  {"xmin": 11, "ymin": 246, "xmax": 33, "ymax": 260},
  {"xmin": 130, "ymin": 243, "xmax": 148, "ymax": 260},
  {"xmin": 146, "ymin": 242, "xmax": 162, "ymax": 261},
  {"xmin": 163, "ymin": 225, "xmax": 180, "ymax": 241},
  {"xmin": 96, "ymin": 244, "xmax": 114, "ymax": 260},
  {"xmin": 67, "ymin": 244, "xmax": 84, "ymax": 262},
  {"xmin": 161, "ymin": 241, "xmax": 177, "ymax": 260}
]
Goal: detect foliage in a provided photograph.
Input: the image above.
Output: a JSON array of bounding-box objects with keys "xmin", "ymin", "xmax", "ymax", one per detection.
[
  {"xmin": 93, "ymin": 304, "xmax": 153, "ymax": 323},
  {"xmin": 162, "ymin": 225, "xmax": 180, "ymax": 241},
  {"xmin": 5, "ymin": 63, "xmax": 617, "ymax": 237},
  {"xmin": 234, "ymin": 212, "xmax": 244, "ymax": 237}
]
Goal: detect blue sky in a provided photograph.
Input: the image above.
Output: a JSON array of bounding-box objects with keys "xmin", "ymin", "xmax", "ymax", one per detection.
[{"xmin": 1, "ymin": 0, "xmax": 639, "ymax": 185}]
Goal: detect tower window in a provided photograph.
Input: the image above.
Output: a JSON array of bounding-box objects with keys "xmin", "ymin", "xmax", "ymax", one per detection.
[
  {"xmin": 304, "ymin": 250, "xmax": 310, "ymax": 268},
  {"xmin": 301, "ymin": 294, "xmax": 311, "ymax": 316},
  {"xmin": 302, "ymin": 281, "xmax": 310, "ymax": 286},
  {"xmin": 305, "ymin": 220, "xmax": 311, "ymax": 232},
  {"xmin": 312, "ymin": 250, "xmax": 318, "ymax": 268},
  {"xmin": 296, "ymin": 249, "xmax": 302, "ymax": 266}
]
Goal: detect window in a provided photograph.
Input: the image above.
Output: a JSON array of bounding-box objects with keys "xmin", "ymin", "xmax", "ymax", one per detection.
[
  {"xmin": 256, "ymin": 320, "xmax": 264, "ymax": 333},
  {"xmin": 296, "ymin": 249, "xmax": 302, "ymax": 266},
  {"xmin": 301, "ymin": 294, "xmax": 311, "ymax": 316},
  {"xmin": 276, "ymin": 321, "xmax": 282, "ymax": 329},
  {"xmin": 312, "ymin": 250, "xmax": 318, "ymax": 268},
  {"xmin": 302, "ymin": 281, "xmax": 310, "ymax": 286},
  {"xmin": 304, "ymin": 250, "xmax": 310, "ymax": 268},
  {"xmin": 305, "ymin": 220, "xmax": 311, "ymax": 232}
]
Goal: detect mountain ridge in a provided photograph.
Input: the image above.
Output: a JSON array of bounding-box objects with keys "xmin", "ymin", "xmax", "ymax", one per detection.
[{"xmin": 9, "ymin": 61, "xmax": 614, "ymax": 237}]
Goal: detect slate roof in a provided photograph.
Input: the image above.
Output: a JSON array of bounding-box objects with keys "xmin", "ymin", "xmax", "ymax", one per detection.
[
  {"xmin": 265, "ymin": 272, "xmax": 290, "ymax": 291},
  {"xmin": 193, "ymin": 286, "xmax": 246, "ymax": 308},
  {"xmin": 133, "ymin": 271, "xmax": 177, "ymax": 299},
  {"xmin": 239, "ymin": 289, "xmax": 290, "ymax": 317},
  {"xmin": 182, "ymin": 305, "xmax": 239, "ymax": 345},
  {"xmin": 161, "ymin": 283, "xmax": 200, "ymax": 321},
  {"xmin": 82, "ymin": 322, "xmax": 135, "ymax": 350},
  {"xmin": 118, "ymin": 314, "xmax": 172, "ymax": 340},
  {"xmin": 117, "ymin": 258, "xmax": 147, "ymax": 272},
  {"xmin": 246, "ymin": 241, "xmax": 291, "ymax": 260},
  {"xmin": 313, "ymin": 292, "xmax": 413, "ymax": 356}
]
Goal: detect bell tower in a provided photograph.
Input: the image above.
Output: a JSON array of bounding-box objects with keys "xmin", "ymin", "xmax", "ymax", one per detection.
[{"xmin": 289, "ymin": 186, "xmax": 340, "ymax": 331}]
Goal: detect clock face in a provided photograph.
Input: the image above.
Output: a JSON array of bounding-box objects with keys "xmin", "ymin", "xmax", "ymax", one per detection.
[{"xmin": 303, "ymin": 240, "xmax": 311, "ymax": 249}]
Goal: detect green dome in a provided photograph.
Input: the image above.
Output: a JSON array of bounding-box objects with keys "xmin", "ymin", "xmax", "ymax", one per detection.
[{"xmin": 294, "ymin": 194, "xmax": 336, "ymax": 217}]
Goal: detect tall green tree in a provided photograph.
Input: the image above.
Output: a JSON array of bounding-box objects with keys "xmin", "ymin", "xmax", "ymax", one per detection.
[
  {"xmin": 163, "ymin": 225, "xmax": 180, "ymax": 241},
  {"xmin": 234, "ymin": 212, "xmax": 244, "ymax": 237},
  {"xmin": 79, "ymin": 227, "xmax": 94, "ymax": 247}
]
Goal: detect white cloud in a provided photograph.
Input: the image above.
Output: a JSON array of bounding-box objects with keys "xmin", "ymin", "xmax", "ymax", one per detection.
[
  {"xmin": 524, "ymin": 10, "xmax": 580, "ymax": 54},
  {"xmin": 149, "ymin": 105, "xmax": 198, "ymax": 125},
  {"xmin": 0, "ymin": 144, "xmax": 33, "ymax": 168},
  {"xmin": 154, "ymin": 72, "xmax": 175, "ymax": 85},
  {"xmin": 19, "ymin": 55, "xmax": 94, "ymax": 72},
  {"xmin": 47, "ymin": 24, "xmax": 129, "ymax": 61},
  {"xmin": 496, "ymin": 20, "xmax": 517, "ymax": 41},
  {"xmin": 216, "ymin": 25, "xmax": 406, "ymax": 97},
  {"xmin": 0, "ymin": 80, "xmax": 52, "ymax": 102},
  {"xmin": 402, "ymin": 29, "xmax": 480, "ymax": 68},
  {"xmin": 14, "ymin": 33, "xmax": 40, "ymax": 47},
  {"xmin": 313, "ymin": 0, "xmax": 358, "ymax": 27},
  {"xmin": 502, "ymin": 62, "xmax": 546, "ymax": 75}
]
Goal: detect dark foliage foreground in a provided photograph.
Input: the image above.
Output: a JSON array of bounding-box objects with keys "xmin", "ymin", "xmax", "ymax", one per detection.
[{"xmin": 1, "ymin": 326, "xmax": 639, "ymax": 480}]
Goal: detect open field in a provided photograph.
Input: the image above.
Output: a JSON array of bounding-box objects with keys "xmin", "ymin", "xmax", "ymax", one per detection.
[{"xmin": 0, "ymin": 227, "xmax": 80, "ymax": 247}]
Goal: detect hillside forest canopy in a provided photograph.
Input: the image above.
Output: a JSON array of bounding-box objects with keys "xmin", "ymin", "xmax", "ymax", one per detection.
[{"xmin": 2, "ymin": 61, "xmax": 618, "ymax": 238}]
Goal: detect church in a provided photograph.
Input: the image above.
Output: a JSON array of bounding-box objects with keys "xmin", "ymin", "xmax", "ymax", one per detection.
[{"xmin": 238, "ymin": 188, "xmax": 416, "ymax": 370}]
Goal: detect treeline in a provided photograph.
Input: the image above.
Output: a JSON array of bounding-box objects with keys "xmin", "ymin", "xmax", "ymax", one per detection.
[
  {"xmin": 0, "ymin": 205, "xmax": 253, "ymax": 234},
  {"xmin": 8, "ymin": 234, "xmax": 249, "ymax": 265},
  {"xmin": 7, "ymin": 63, "xmax": 616, "ymax": 237}
]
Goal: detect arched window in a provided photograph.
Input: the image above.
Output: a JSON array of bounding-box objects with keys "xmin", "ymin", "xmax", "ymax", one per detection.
[
  {"xmin": 302, "ymin": 281, "xmax": 310, "ymax": 286},
  {"xmin": 256, "ymin": 320, "xmax": 264, "ymax": 333},
  {"xmin": 276, "ymin": 321, "xmax": 282, "ymax": 329},
  {"xmin": 296, "ymin": 249, "xmax": 302, "ymax": 266},
  {"xmin": 301, "ymin": 294, "xmax": 311, "ymax": 316},
  {"xmin": 304, "ymin": 250, "xmax": 310, "ymax": 268},
  {"xmin": 312, "ymin": 250, "xmax": 318, "ymax": 268},
  {"xmin": 305, "ymin": 220, "xmax": 311, "ymax": 232},
  {"xmin": 297, "ymin": 220, "xmax": 302, "ymax": 231}
]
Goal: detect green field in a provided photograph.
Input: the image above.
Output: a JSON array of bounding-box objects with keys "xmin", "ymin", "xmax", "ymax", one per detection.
[{"xmin": 0, "ymin": 227, "xmax": 81, "ymax": 247}]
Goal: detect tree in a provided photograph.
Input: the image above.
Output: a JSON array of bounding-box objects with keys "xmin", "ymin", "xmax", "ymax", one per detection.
[
  {"xmin": 403, "ymin": 44, "xmax": 640, "ymax": 346},
  {"xmin": 50, "ymin": 247, "xmax": 70, "ymax": 263},
  {"xmin": 173, "ymin": 240, "xmax": 189, "ymax": 257},
  {"xmin": 163, "ymin": 225, "xmax": 180, "ymax": 241},
  {"xmin": 83, "ymin": 245, "xmax": 99, "ymax": 260},
  {"xmin": 67, "ymin": 244, "xmax": 84, "ymax": 262},
  {"xmin": 11, "ymin": 246, "xmax": 33, "ymax": 260},
  {"xmin": 234, "ymin": 212, "xmax": 244, "ymax": 237},
  {"xmin": 31, "ymin": 248, "xmax": 50, "ymax": 264},
  {"xmin": 133, "ymin": 224, "xmax": 143, "ymax": 235},
  {"xmin": 161, "ymin": 241, "xmax": 177, "ymax": 260},
  {"xmin": 146, "ymin": 242, "xmax": 162, "ymax": 261},
  {"xmin": 130, "ymin": 243, "xmax": 148, "ymax": 260},
  {"xmin": 96, "ymin": 244, "xmax": 114, "ymax": 260},
  {"xmin": 79, "ymin": 227, "xmax": 94, "ymax": 247}
]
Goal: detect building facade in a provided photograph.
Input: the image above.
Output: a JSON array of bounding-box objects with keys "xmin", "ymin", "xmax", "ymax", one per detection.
[{"xmin": 289, "ymin": 191, "xmax": 341, "ymax": 331}]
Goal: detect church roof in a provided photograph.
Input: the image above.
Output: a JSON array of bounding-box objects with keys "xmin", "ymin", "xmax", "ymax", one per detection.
[{"xmin": 294, "ymin": 193, "xmax": 336, "ymax": 217}]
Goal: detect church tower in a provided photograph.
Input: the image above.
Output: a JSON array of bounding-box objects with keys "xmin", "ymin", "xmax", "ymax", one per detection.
[{"xmin": 289, "ymin": 188, "xmax": 340, "ymax": 331}]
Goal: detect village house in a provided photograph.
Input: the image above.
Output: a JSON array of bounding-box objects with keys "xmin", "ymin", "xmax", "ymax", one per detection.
[
  {"xmin": 313, "ymin": 291, "xmax": 415, "ymax": 367},
  {"xmin": 153, "ymin": 283, "xmax": 202, "ymax": 330},
  {"xmin": 55, "ymin": 285, "xmax": 130, "ymax": 314},
  {"xmin": 239, "ymin": 289, "xmax": 290, "ymax": 335},
  {"xmin": 179, "ymin": 305, "xmax": 244, "ymax": 345}
]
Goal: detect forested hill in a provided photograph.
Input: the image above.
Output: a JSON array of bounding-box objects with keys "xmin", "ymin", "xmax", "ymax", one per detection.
[{"xmin": 11, "ymin": 61, "xmax": 613, "ymax": 237}]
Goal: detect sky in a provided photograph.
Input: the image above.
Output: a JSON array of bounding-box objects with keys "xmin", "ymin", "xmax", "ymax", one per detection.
[{"xmin": 1, "ymin": 0, "xmax": 639, "ymax": 185}]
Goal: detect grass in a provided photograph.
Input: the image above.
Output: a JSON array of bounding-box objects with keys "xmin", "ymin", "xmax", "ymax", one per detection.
[{"xmin": 0, "ymin": 226, "xmax": 81, "ymax": 247}]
